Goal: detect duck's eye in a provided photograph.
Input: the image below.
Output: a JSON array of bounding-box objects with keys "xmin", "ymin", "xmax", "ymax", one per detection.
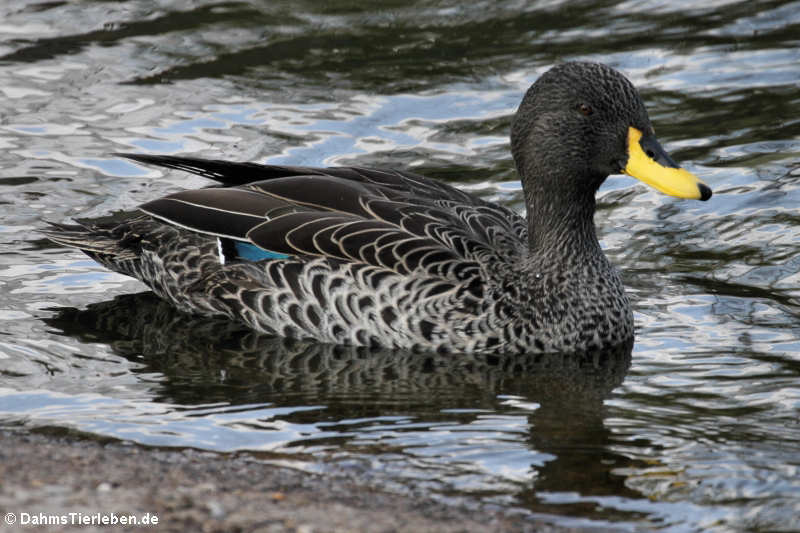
[{"xmin": 577, "ymin": 103, "xmax": 593, "ymax": 116}]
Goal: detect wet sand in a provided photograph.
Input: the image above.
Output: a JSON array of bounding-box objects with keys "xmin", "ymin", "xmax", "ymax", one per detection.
[{"xmin": 0, "ymin": 430, "xmax": 593, "ymax": 533}]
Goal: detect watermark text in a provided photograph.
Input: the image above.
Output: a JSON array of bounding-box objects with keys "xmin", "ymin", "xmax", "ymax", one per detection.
[{"xmin": 4, "ymin": 511, "xmax": 159, "ymax": 527}]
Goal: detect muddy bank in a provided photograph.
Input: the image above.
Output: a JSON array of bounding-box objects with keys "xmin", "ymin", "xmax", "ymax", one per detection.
[{"xmin": 0, "ymin": 430, "xmax": 595, "ymax": 533}]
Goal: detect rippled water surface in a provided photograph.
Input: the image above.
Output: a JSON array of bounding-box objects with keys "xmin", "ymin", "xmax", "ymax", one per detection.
[{"xmin": 1, "ymin": 1, "xmax": 799, "ymax": 531}]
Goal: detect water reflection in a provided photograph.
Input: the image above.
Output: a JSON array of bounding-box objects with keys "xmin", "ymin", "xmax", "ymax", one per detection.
[{"xmin": 45, "ymin": 292, "xmax": 636, "ymax": 516}]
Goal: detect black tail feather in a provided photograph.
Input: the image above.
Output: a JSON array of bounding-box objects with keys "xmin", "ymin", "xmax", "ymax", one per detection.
[
  {"xmin": 40, "ymin": 220, "xmax": 130, "ymax": 257},
  {"xmin": 115, "ymin": 153, "xmax": 325, "ymax": 186}
]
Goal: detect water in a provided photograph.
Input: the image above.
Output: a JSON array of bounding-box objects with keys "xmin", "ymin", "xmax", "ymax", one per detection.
[{"xmin": 1, "ymin": 0, "xmax": 799, "ymax": 530}]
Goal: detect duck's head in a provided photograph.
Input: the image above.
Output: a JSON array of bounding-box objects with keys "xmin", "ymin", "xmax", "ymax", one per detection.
[{"xmin": 511, "ymin": 62, "xmax": 711, "ymax": 205}]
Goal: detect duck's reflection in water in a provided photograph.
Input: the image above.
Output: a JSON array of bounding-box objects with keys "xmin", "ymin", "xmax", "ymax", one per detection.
[{"xmin": 46, "ymin": 292, "xmax": 640, "ymax": 518}]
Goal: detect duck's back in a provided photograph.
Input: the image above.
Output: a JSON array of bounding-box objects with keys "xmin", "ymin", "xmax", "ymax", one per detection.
[{"xmin": 46, "ymin": 158, "xmax": 568, "ymax": 354}]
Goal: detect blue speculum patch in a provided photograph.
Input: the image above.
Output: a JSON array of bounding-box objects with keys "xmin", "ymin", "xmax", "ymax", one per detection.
[{"xmin": 234, "ymin": 241, "xmax": 290, "ymax": 261}]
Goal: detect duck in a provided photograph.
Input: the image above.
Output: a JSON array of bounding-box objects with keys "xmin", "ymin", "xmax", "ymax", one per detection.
[{"xmin": 44, "ymin": 62, "xmax": 711, "ymax": 355}]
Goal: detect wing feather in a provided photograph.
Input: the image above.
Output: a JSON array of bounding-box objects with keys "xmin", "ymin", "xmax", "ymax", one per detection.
[{"xmin": 121, "ymin": 154, "xmax": 527, "ymax": 279}]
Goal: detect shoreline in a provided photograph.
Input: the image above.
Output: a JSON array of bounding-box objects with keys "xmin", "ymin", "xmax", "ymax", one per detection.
[{"xmin": 0, "ymin": 429, "xmax": 590, "ymax": 533}]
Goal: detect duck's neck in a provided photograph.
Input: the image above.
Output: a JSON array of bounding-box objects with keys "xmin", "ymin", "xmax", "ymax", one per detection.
[{"xmin": 524, "ymin": 182, "xmax": 602, "ymax": 263}]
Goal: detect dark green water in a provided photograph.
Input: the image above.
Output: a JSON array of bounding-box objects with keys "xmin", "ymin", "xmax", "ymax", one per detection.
[{"xmin": 1, "ymin": 1, "xmax": 799, "ymax": 530}]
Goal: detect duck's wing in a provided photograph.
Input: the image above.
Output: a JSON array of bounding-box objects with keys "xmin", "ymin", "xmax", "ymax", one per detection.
[
  {"xmin": 124, "ymin": 154, "xmax": 528, "ymax": 279},
  {"xmin": 119, "ymin": 153, "xmax": 485, "ymax": 201}
]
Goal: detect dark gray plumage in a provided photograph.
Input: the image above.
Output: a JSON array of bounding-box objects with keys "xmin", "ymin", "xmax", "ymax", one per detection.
[
  {"xmin": 43, "ymin": 62, "xmax": 711, "ymax": 355},
  {"xmin": 45, "ymin": 291, "xmax": 633, "ymax": 405}
]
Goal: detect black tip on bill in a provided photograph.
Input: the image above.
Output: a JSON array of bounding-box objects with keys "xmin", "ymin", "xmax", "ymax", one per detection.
[{"xmin": 699, "ymin": 183, "xmax": 713, "ymax": 201}]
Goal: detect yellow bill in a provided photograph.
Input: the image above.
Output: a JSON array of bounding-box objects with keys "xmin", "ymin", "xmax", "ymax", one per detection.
[{"xmin": 624, "ymin": 127, "xmax": 711, "ymax": 201}]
